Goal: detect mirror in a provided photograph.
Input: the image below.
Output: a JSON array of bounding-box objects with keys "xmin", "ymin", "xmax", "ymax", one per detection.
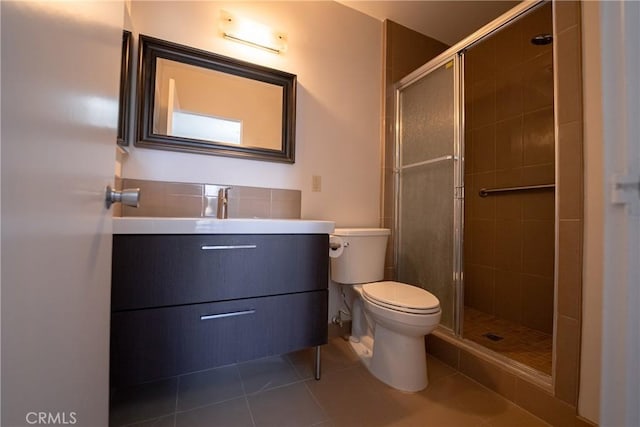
[
  {"xmin": 137, "ymin": 35, "xmax": 296, "ymax": 163},
  {"xmin": 117, "ymin": 30, "xmax": 132, "ymax": 146}
]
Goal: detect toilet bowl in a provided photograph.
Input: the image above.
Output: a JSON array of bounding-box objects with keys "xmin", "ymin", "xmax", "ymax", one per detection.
[{"xmin": 330, "ymin": 228, "xmax": 441, "ymax": 392}]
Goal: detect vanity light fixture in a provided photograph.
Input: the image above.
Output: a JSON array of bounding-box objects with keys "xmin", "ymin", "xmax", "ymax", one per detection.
[{"xmin": 220, "ymin": 11, "xmax": 287, "ymax": 54}]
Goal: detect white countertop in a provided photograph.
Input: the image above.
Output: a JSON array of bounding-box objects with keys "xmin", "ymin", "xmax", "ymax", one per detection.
[{"xmin": 113, "ymin": 217, "xmax": 335, "ymax": 235}]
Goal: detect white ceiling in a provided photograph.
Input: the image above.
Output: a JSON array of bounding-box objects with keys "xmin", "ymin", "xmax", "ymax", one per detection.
[{"xmin": 337, "ymin": 1, "xmax": 521, "ymax": 46}]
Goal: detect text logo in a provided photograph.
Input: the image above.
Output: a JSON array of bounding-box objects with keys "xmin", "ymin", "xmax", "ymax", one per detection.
[{"xmin": 25, "ymin": 412, "xmax": 77, "ymax": 425}]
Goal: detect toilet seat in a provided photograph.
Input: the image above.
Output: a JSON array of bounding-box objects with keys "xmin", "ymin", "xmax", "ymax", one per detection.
[{"xmin": 362, "ymin": 281, "xmax": 440, "ymax": 315}]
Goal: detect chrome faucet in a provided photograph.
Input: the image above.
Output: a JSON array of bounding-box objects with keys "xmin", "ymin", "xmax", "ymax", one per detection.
[{"xmin": 216, "ymin": 187, "xmax": 231, "ymax": 219}]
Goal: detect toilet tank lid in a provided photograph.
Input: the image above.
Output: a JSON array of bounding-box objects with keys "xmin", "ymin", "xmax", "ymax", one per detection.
[{"xmin": 333, "ymin": 228, "xmax": 390, "ymax": 236}]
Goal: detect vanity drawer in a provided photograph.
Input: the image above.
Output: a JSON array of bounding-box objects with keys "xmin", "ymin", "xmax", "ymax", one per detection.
[
  {"xmin": 110, "ymin": 290, "xmax": 328, "ymax": 387},
  {"xmin": 111, "ymin": 234, "xmax": 328, "ymax": 310}
]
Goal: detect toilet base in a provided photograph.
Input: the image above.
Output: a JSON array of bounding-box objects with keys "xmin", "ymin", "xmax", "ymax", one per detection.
[
  {"xmin": 349, "ymin": 327, "xmax": 428, "ymax": 393},
  {"xmin": 349, "ymin": 335, "xmax": 373, "ymax": 368}
]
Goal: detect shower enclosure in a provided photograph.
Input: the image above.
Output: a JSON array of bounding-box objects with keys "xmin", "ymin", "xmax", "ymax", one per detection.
[
  {"xmin": 394, "ymin": 0, "xmax": 554, "ymax": 377},
  {"xmin": 396, "ymin": 58, "xmax": 461, "ymax": 331}
]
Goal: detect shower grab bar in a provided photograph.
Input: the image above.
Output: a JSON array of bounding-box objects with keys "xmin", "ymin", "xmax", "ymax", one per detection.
[
  {"xmin": 479, "ymin": 183, "xmax": 555, "ymax": 197},
  {"xmin": 395, "ymin": 155, "xmax": 455, "ymax": 172}
]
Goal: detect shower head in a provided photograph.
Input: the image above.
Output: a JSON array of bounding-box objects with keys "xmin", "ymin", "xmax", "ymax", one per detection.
[{"xmin": 531, "ymin": 34, "xmax": 553, "ymax": 45}]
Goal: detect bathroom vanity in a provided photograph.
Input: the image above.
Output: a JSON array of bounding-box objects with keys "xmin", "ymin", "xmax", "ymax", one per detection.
[{"xmin": 110, "ymin": 218, "xmax": 333, "ymax": 387}]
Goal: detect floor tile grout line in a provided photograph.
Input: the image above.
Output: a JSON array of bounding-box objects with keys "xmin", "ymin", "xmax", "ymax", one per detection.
[
  {"xmin": 244, "ymin": 376, "xmax": 310, "ymax": 396},
  {"xmin": 242, "ymin": 353, "xmax": 332, "ymax": 427},
  {"xmin": 173, "ymin": 395, "xmax": 248, "ymax": 417},
  {"xmin": 117, "ymin": 343, "xmax": 356, "ymax": 420},
  {"xmin": 170, "ymin": 364, "xmax": 313, "ymax": 417},
  {"xmin": 283, "ymin": 351, "xmax": 307, "ymax": 381},
  {"xmin": 115, "ymin": 354, "xmax": 451, "ymax": 426},
  {"xmin": 113, "ymin": 340, "xmax": 548, "ymax": 427},
  {"xmin": 172, "ymin": 364, "xmax": 247, "ymax": 418},
  {"xmin": 463, "ymin": 307, "xmax": 553, "ymax": 375},
  {"xmin": 236, "ymin": 363, "xmax": 248, "ymax": 397},
  {"xmin": 301, "ymin": 378, "xmax": 331, "ymax": 425},
  {"xmin": 237, "ymin": 364, "xmax": 258, "ymax": 427},
  {"xmin": 114, "ymin": 377, "xmax": 180, "ymax": 427},
  {"xmin": 244, "ymin": 395, "xmax": 258, "ymax": 427}
]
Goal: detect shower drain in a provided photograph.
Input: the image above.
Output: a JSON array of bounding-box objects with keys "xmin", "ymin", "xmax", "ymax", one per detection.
[{"xmin": 483, "ymin": 333, "xmax": 504, "ymax": 342}]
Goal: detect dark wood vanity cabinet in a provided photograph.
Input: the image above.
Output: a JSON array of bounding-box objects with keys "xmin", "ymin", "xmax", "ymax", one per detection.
[{"xmin": 110, "ymin": 234, "xmax": 329, "ymax": 387}]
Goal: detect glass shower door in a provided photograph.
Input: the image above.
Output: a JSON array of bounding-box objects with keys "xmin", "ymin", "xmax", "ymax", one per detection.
[{"xmin": 396, "ymin": 57, "xmax": 460, "ymax": 330}]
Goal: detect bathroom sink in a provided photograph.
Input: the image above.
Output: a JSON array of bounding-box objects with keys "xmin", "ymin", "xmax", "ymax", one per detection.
[{"xmin": 113, "ymin": 217, "xmax": 335, "ymax": 235}]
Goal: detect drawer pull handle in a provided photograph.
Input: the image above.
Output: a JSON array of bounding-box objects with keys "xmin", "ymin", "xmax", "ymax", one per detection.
[
  {"xmin": 201, "ymin": 245, "xmax": 257, "ymax": 250},
  {"xmin": 200, "ymin": 309, "xmax": 256, "ymax": 320}
]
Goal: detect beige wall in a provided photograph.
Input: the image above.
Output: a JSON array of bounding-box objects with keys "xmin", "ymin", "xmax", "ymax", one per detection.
[{"xmin": 124, "ymin": 1, "xmax": 382, "ymax": 227}]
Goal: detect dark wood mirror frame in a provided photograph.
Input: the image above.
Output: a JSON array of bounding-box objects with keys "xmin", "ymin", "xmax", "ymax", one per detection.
[
  {"xmin": 136, "ymin": 35, "xmax": 297, "ymax": 163},
  {"xmin": 117, "ymin": 30, "xmax": 132, "ymax": 146}
]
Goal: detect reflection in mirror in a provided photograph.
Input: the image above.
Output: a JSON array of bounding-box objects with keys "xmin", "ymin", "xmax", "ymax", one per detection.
[
  {"xmin": 137, "ymin": 35, "xmax": 296, "ymax": 163},
  {"xmin": 153, "ymin": 58, "xmax": 283, "ymax": 150}
]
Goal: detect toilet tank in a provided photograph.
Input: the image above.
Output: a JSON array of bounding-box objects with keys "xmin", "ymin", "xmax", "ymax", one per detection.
[{"xmin": 330, "ymin": 228, "xmax": 391, "ymax": 284}]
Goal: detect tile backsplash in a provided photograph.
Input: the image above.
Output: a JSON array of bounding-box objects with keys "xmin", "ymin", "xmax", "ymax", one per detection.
[{"xmin": 116, "ymin": 178, "xmax": 301, "ymax": 219}]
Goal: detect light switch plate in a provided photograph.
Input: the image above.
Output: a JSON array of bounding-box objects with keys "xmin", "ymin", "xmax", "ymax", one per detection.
[{"xmin": 312, "ymin": 175, "xmax": 321, "ymax": 192}]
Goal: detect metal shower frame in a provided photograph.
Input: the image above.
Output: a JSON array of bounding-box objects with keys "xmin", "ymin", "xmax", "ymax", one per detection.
[{"xmin": 392, "ymin": 0, "xmax": 551, "ymax": 383}]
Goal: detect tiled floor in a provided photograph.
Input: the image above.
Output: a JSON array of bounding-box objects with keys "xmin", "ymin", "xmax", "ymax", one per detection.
[
  {"xmin": 110, "ymin": 337, "xmax": 550, "ymax": 427},
  {"xmin": 463, "ymin": 307, "xmax": 553, "ymax": 375}
]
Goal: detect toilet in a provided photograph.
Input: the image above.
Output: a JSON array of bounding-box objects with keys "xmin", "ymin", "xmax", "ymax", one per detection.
[{"xmin": 330, "ymin": 228, "xmax": 441, "ymax": 392}]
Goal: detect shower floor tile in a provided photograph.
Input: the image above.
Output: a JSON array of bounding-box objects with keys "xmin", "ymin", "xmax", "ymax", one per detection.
[{"xmin": 463, "ymin": 307, "xmax": 553, "ymax": 375}]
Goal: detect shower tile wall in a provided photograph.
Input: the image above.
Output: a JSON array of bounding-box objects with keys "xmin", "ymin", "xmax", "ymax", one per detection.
[
  {"xmin": 426, "ymin": 1, "xmax": 587, "ymax": 422},
  {"xmin": 464, "ymin": 3, "xmax": 555, "ymax": 334},
  {"xmin": 552, "ymin": 0, "xmax": 584, "ymax": 406},
  {"xmin": 381, "ymin": 20, "xmax": 448, "ymax": 279}
]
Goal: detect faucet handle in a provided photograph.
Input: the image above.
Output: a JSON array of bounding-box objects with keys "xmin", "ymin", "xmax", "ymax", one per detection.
[
  {"xmin": 216, "ymin": 186, "xmax": 231, "ymax": 219},
  {"xmin": 217, "ymin": 186, "xmax": 232, "ymax": 198}
]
